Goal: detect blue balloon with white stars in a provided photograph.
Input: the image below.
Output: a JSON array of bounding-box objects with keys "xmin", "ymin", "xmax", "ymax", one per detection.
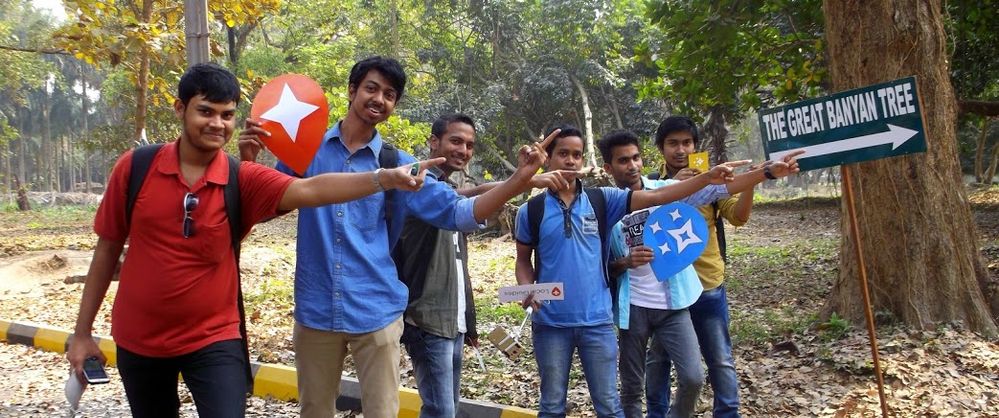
[{"xmin": 642, "ymin": 202, "xmax": 710, "ymax": 281}]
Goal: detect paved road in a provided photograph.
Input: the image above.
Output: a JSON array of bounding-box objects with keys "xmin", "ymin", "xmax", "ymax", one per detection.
[{"xmin": 0, "ymin": 342, "xmax": 311, "ymax": 417}]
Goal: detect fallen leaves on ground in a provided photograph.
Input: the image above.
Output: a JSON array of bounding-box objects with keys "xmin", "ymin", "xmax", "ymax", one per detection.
[{"xmin": 0, "ymin": 192, "xmax": 997, "ymax": 417}]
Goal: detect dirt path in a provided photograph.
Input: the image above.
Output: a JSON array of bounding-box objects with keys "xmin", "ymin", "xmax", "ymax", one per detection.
[
  {"xmin": 0, "ymin": 250, "xmax": 93, "ymax": 299},
  {"xmin": 0, "ymin": 194, "xmax": 997, "ymax": 417}
]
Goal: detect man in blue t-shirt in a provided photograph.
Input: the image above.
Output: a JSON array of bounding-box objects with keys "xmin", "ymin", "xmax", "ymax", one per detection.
[{"xmin": 514, "ymin": 125, "xmax": 790, "ymax": 418}]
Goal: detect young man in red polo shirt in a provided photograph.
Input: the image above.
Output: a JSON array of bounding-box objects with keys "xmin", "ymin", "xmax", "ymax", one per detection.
[{"xmin": 65, "ymin": 63, "xmax": 444, "ymax": 418}]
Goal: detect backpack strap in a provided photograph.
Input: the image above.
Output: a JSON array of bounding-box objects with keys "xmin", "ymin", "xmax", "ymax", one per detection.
[
  {"xmin": 713, "ymin": 200, "xmax": 727, "ymax": 264},
  {"xmin": 126, "ymin": 144, "xmax": 165, "ymax": 228},
  {"xmin": 378, "ymin": 142, "xmax": 401, "ymax": 225},
  {"xmin": 223, "ymin": 155, "xmax": 253, "ymax": 394},
  {"xmin": 524, "ymin": 193, "xmax": 547, "ymax": 281},
  {"xmin": 583, "ymin": 187, "xmax": 613, "ymax": 289},
  {"xmin": 583, "ymin": 188, "xmax": 607, "ymax": 243}
]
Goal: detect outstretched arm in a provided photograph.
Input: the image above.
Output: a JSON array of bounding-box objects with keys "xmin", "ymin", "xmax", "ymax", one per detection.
[
  {"xmin": 468, "ymin": 130, "xmax": 561, "ymax": 222},
  {"xmin": 630, "ymin": 160, "xmax": 749, "ymax": 211},
  {"xmin": 723, "ymin": 150, "xmax": 803, "ymax": 195},
  {"xmin": 278, "ymin": 157, "xmax": 446, "ymax": 211},
  {"xmin": 457, "ymin": 170, "xmax": 576, "ymax": 198}
]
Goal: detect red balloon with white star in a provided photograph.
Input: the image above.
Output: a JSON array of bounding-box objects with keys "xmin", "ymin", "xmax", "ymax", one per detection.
[{"xmin": 250, "ymin": 74, "xmax": 329, "ymax": 175}]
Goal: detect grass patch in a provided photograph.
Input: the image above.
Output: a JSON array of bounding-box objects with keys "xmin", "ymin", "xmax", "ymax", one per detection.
[
  {"xmin": 244, "ymin": 276, "xmax": 294, "ymax": 306},
  {"xmin": 816, "ymin": 312, "xmax": 851, "ymax": 341},
  {"xmin": 731, "ymin": 306, "xmax": 818, "ymax": 346},
  {"xmin": 474, "ymin": 297, "xmax": 529, "ymax": 323},
  {"xmin": 0, "ymin": 205, "xmax": 98, "ymax": 226}
]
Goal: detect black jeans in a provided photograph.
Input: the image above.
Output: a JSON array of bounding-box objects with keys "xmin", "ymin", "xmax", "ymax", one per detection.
[{"xmin": 117, "ymin": 339, "xmax": 248, "ymax": 418}]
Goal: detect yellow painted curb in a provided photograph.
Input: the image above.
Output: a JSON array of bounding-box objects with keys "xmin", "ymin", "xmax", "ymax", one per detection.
[
  {"xmin": 0, "ymin": 319, "xmax": 10, "ymax": 341},
  {"xmin": 34, "ymin": 326, "xmax": 69, "ymax": 353},
  {"xmin": 252, "ymin": 362, "xmax": 297, "ymax": 401},
  {"xmin": 1, "ymin": 318, "xmax": 539, "ymax": 417}
]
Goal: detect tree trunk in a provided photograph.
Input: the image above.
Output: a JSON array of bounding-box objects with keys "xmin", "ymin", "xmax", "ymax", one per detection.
[
  {"xmin": 600, "ymin": 84, "xmax": 624, "ymax": 129},
  {"xmin": 17, "ymin": 110, "xmax": 26, "ymax": 189},
  {"xmin": 81, "ymin": 63, "xmax": 91, "ymax": 194},
  {"xmin": 703, "ymin": 105, "xmax": 729, "ymax": 164},
  {"xmin": 3, "ymin": 141, "xmax": 9, "ymax": 193},
  {"xmin": 134, "ymin": 0, "xmax": 154, "ymax": 144},
  {"xmin": 55, "ymin": 135, "xmax": 62, "ymax": 192},
  {"xmin": 42, "ymin": 92, "xmax": 52, "ymax": 191},
  {"xmin": 985, "ymin": 140, "xmax": 999, "ymax": 185},
  {"xmin": 823, "ymin": 0, "xmax": 997, "ymax": 335},
  {"xmin": 67, "ymin": 134, "xmax": 75, "ymax": 192},
  {"xmin": 973, "ymin": 117, "xmax": 988, "ymax": 183},
  {"xmin": 570, "ymin": 76, "xmax": 598, "ymax": 168},
  {"xmin": 389, "ymin": 0, "xmax": 400, "ymax": 59}
]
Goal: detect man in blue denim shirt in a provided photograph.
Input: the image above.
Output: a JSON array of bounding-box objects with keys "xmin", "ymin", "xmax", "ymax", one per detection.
[
  {"xmin": 513, "ymin": 126, "xmax": 777, "ymax": 418},
  {"xmin": 239, "ymin": 57, "xmax": 554, "ymax": 418}
]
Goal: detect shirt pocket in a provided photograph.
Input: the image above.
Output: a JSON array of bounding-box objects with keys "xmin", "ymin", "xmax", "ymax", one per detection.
[
  {"xmin": 348, "ymin": 193, "xmax": 384, "ymax": 232},
  {"xmin": 196, "ymin": 220, "xmax": 232, "ymax": 264}
]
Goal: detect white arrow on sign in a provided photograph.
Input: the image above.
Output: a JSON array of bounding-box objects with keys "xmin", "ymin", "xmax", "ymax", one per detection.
[{"xmin": 769, "ymin": 124, "xmax": 918, "ymax": 161}]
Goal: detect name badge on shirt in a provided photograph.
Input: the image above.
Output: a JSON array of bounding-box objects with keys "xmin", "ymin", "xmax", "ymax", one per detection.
[
  {"xmin": 582, "ymin": 214, "xmax": 599, "ymax": 235},
  {"xmin": 498, "ymin": 283, "xmax": 565, "ymax": 303}
]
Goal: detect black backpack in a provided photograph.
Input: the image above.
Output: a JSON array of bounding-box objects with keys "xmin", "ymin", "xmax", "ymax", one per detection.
[
  {"xmin": 521, "ymin": 188, "xmax": 609, "ymax": 283},
  {"xmin": 125, "ymin": 144, "xmax": 252, "ymax": 392}
]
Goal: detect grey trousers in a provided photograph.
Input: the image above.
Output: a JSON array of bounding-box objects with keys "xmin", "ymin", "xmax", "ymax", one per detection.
[{"xmin": 618, "ymin": 305, "xmax": 704, "ymax": 418}]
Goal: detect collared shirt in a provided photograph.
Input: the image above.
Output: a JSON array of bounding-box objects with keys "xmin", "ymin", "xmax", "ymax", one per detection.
[
  {"xmin": 95, "ymin": 141, "xmax": 294, "ymax": 356},
  {"xmin": 514, "ymin": 183, "xmax": 631, "ymax": 327},
  {"xmin": 278, "ymin": 122, "xmax": 483, "ymax": 334},
  {"xmin": 610, "ymin": 177, "xmax": 728, "ymax": 329}
]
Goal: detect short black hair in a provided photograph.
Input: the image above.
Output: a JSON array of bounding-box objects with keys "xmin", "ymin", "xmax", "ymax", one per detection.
[
  {"xmin": 545, "ymin": 124, "xmax": 584, "ymax": 155},
  {"xmin": 348, "ymin": 56, "xmax": 407, "ymax": 100},
  {"xmin": 597, "ymin": 130, "xmax": 641, "ymax": 164},
  {"xmin": 177, "ymin": 63, "xmax": 241, "ymax": 105},
  {"xmin": 654, "ymin": 116, "xmax": 699, "ymax": 150},
  {"xmin": 431, "ymin": 113, "xmax": 476, "ymax": 138}
]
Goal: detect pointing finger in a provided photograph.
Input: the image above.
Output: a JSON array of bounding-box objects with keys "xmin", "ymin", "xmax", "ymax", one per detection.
[
  {"xmin": 536, "ymin": 129, "xmax": 561, "ymax": 151},
  {"xmin": 418, "ymin": 157, "xmax": 447, "ymax": 172},
  {"xmin": 782, "ymin": 149, "xmax": 806, "ymax": 161},
  {"xmin": 721, "ymin": 159, "xmax": 752, "ymax": 169}
]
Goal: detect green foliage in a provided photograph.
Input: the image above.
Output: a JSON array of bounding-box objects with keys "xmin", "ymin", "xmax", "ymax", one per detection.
[
  {"xmin": 947, "ymin": 0, "xmax": 999, "ymax": 101},
  {"xmin": 474, "ymin": 297, "xmax": 529, "ymax": 323},
  {"xmin": 818, "ymin": 312, "xmax": 850, "ymax": 341},
  {"xmin": 0, "ymin": 1, "xmax": 55, "ymax": 103},
  {"xmin": 731, "ymin": 307, "xmax": 816, "ymax": 345},
  {"xmin": 638, "ymin": 0, "xmax": 826, "ymax": 121}
]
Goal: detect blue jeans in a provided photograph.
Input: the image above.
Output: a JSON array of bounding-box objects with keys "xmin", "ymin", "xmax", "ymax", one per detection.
[
  {"xmin": 689, "ymin": 286, "xmax": 740, "ymax": 418},
  {"xmin": 619, "ymin": 306, "xmax": 702, "ymax": 418},
  {"xmin": 402, "ymin": 325, "xmax": 463, "ymax": 418},
  {"xmin": 532, "ymin": 322, "xmax": 624, "ymax": 418},
  {"xmin": 117, "ymin": 339, "xmax": 248, "ymax": 418}
]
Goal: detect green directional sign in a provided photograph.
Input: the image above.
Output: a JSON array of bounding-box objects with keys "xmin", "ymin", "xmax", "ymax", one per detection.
[{"xmin": 759, "ymin": 76, "xmax": 927, "ymax": 171}]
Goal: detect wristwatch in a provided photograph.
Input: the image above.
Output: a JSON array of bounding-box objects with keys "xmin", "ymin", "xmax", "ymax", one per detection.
[
  {"xmin": 763, "ymin": 165, "xmax": 777, "ymax": 180},
  {"xmin": 373, "ymin": 168, "xmax": 385, "ymax": 192}
]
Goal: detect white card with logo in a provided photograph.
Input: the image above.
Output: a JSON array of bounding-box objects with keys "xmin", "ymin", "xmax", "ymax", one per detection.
[{"xmin": 498, "ymin": 282, "xmax": 565, "ymax": 303}]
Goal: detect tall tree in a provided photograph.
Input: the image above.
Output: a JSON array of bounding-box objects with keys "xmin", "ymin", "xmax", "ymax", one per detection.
[
  {"xmin": 641, "ymin": 0, "xmax": 825, "ymax": 163},
  {"xmin": 823, "ymin": 0, "xmax": 996, "ymax": 335},
  {"xmin": 56, "ymin": 0, "xmax": 279, "ymax": 145}
]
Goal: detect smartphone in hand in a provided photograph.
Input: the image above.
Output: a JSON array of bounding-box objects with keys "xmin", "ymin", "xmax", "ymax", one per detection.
[{"xmin": 82, "ymin": 357, "xmax": 109, "ymax": 384}]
